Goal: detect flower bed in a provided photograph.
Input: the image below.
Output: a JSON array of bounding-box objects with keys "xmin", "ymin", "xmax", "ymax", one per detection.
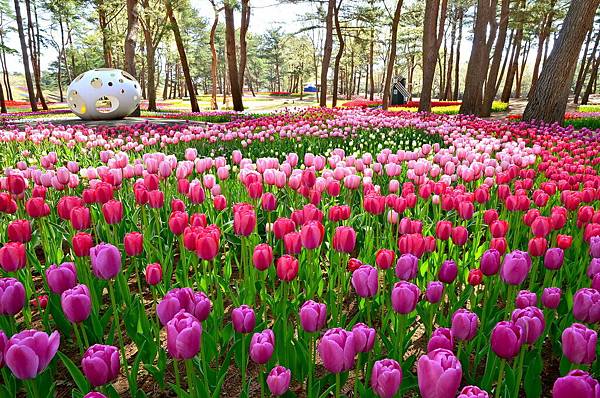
[{"xmin": 0, "ymin": 108, "xmax": 598, "ymax": 397}]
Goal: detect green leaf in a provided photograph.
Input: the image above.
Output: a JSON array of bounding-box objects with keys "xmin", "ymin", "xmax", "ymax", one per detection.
[
  {"xmin": 524, "ymin": 351, "xmax": 543, "ymax": 398},
  {"xmin": 57, "ymin": 351, "xmax": 90, "ymax": 393}
]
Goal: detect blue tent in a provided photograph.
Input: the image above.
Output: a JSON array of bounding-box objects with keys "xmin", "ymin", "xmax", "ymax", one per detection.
[{"xmin": 304, "ymin": 84, "xmax": 317, "ymax": 93}]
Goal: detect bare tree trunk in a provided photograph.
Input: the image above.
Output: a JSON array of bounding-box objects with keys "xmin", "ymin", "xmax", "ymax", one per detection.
[
  {"xmin": 419, "ymin": 0, "xmax": 448, "ymax": 112},
  {"xmin": 163, "ymin": 63, "xmax": 169, "ymax": 99},
  {"xmin": 0, "ymin": 80, "xmax": 6, "ymax": 113},
  {"xmin": 368, "ymin": 28, "xmax": 375, "ymax": 100},
  {"xmin": 443, "ymin": 10, "xmax": 456, "ymax": 101},
  {"xmin": 319, "ymin": 0, "xmax": 335, "ymax": 107},
  {"xmin": 382, "ymin": 0, "xmax": 403, "ymax": 109},
  {"xmin": 98, "ymin": 3, "xmax": 113, "ymax": 68},
  {"xmin": 209, "ymin": 3, "xmax": 220, "ymax": 110},
  {"xmin": 331, "ymin": 0, "xmax": 344, "ymax": 107},
  {"xmin": 523, "ymin": 0, "xmax": 600, "ymax": 123},
  {"xmin": 1, "ymin": 12, "xmax": 12, "ymax": 101},
  {"xmin": 224, "ymin": 3, "xmax": 244, "ymax": 111},
  {"xmin": 515, "ymin": 38, "xmax": 530, "ymax": 98},
  {"xmin": 481, "ymin": 0, "xmax": 510, "ymax": 116},
  {"xmin": 461, "ymin": 0, "xmax": 500, "ymax": 115},
  {"xmin": 13, "ymin": 0, "xmax": 37, "ymax": 111},
  {"xmin": 529, "ymin": 1, "xmax": 556, "ymax": 97},
  {"xmin": 501, "ymin": 25, "xmax": 523, "ymax": 103},
  {"xmin": 165, "ymin": 0, "xmax": 200, "ymax": 111},
  {"xmin": 125, "ymin": 0, "xmax": 139, "ymax": 76},
  {"xmin": 574, "ymin": 28, "xmax": 598, "ymax": 104},
  {"xmin": 24, "ymin": 0, "xmax": 47, "ymax": 109},
  {"xmin": 582, "ymin": 57, "xmax": 600, "ymax": 105},
  {"xmin": 238, "ymin": 0, "xmax": 250, "ymax": 90},
  {"xmin": 452, "ymin": 6, "xmax": 463, "ymax": 100}
]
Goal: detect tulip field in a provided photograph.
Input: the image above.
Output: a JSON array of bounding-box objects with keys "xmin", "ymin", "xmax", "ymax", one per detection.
[{"xmin": 1, "ymin": 107, "xmax": 600, "ymax": 398}]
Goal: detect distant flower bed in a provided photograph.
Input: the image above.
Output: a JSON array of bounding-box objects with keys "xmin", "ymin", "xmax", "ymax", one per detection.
[
  {"xmin": 142, "ymin": 110, "xmax": 248, "ymax": 123},
  {"xmin": 0, "ymin": 109, "xmax": 72, "ymax": 119},
  {"xmin": 341, "ymin": 99, "xmax": 463, "ymax": 108},
  {"xmin": 268, "ymin": 92, "xmax": 293, "ymax": 96},
  {"xmin": 509, "ymin": 111, "xmax": 600, "ymax": 129}
]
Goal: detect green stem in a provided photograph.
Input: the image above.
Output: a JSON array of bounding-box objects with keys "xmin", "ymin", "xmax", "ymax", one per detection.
[
  {"xmin": 185, "ymin": 359, "xmax": 196, "ymax": 398},
  {"xmin": 495, "ymin": 359, "xmax": 506, "ymax": 398},
  {"xmin": 307, "ymin": 334, "xmax": 315, "ymax": 398},
  {"xmin": 396, "ymin": 315, "xmax": 406, "ymax": 365},
  {"xmin": 72, "ymin": 322, "xmax": 84, "ymax": 355},
  {"xmin": 335, "ymin": 372, "xmax": 341, "ymax": 398},
  {"xmin": 514, "ymin": 348, "xmax": 526, "ymax": 396},
  {"xmin": 174, "ymin": 359, "xmax": 181, "ymax": 391},
  {"xmin": 241, "ymin": 334, "xmax": 247, "ymax": 395},
  {"xmin": 108, "ymin": 280, "xmax": 129, "ymax": 383}
]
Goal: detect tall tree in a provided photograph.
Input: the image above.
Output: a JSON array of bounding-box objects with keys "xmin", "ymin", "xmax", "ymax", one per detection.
[
  {"xmin": 523, "ymin": 0, "xmax": 600, "ymax": 123},
  {"xmin": 238, "ymin": 0, "xmax": 250, "ymax": 90},
  {"xmin": 460, "ymin": 0, "xmax": 501, "ymax": 116},
  {"xmin": 574, "ymin": 28, "xmax": 599, "ymax": 104},
  {"xmin": 224, "ymin": 1, "xmax": 244, "ymax": 111},
  {"xmin": 319, "ymin": 0, "xmax": 335, "ymax": 107},
  {"xmin": 418, "ymin": 0, "xmax": 448, "ymax": 112},
  {"xmin": 528, "ymin": 0, "xmax": 557, "ymax": 96},
  {"xmin": 165, "ymin": 0, "xmax": 199, "ymax": 111},
  {"xmin": 124, "ymin": 0, "xmax": 139, "ymax": 77},
  {"xmin": 209, "ymin": 0, "xmax": 222, "ymax": 110},
  {"xmin": 481, "ymin": 0, "xmax": 511, "ymax": 116},
  {"xmin": 24, "ymin": 0, "xmax": 47, "ymax": 109},
  {"xmin": 382, "ymin": 0, "xmax": 403, "ymax": 109},
  {"xmin": 331, "ymin": 0, "xmax": 344, "ymax": 107},
  {"xmin": 141, "ymin": 0, "xmax": 167, "ymax": 111},
  {"xmin": 13, "ymin": 0, "xmax": 37, "ymax": 111}
]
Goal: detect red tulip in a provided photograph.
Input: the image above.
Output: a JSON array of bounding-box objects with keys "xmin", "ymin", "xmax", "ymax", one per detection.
[
  {"xmin": 57, "ymin": 196, "xmax": 84, "ymax": 220},
  {"xmin": 468, "ymin": 269, "xmax": 483, "ymax": 286},
  {"xmin": 253, "ymin": 243, "xmax": 273, "ymax": 271},
  {"xmin": 7, "ymin": 174, "xmax": 26, "ymax": 195},
  {"xmin": 213, "ymin": 195, "xmax": 227, "ymax": 211},
  {"xmin": 283, "ymin": 232, "xmax": 302, "ymax": 255},
  {"xmin": 196, "ymin": 226, "xmax": 220, "ymax": 260},
  {"xmin": 557, "ymin": 234, "xmax": 573, "ymax": 250},
  {"xmin": 451, "ymin": 226, "xmax": 468, "ymax": 246},
  {"xmin": 375, "ymin": 249, "xmax": 395, "ymax": 270},
  {"xmin": 0, "ymin": 242, "xmax": 26, "ymax": 272},
  {"xmin": 332, "ymin": 226, "xmax": 356, "ymax": 253},
  {"xmin": 102, "ymin": 200, "xmax": 123, "ymax": 224},
  {"xmin": 490, "ymin": 237, "xmax": 508, "ymax": 255},
  {"xmin": 169, "ymin": 211, "xmax": 189, "ymax": 236},
  {"xmin": 233, "ymin": 204, "xmax": 256, "ymax": 236},
  {"xmin": 70, "ymin": 206, "xmax": 91, "ymax": 230},
  {"xmin": 124, "ymin": 232, "xmax": 144, "ymax": 256},
  {"xmin": 148, "ymin": 190, "xmax": 165, "ymax": 208},
  {"xmin": 145, "ymin": 263, "xmax": 162, "ymax": 286},
  {"xmin": 25, "ymin": 197, "xmax": 50, "ymax": 218},
  {"xmin": 7, "ymin": 220, "xmax": 31, "ymax": 243},
  {"xmin": 435, "ymin": 221, "xmax": 452, "ymax": 241},
  {"xmin": 276, "ymin": 255, "xmax": 298, "ymax": 281},
  {"xmin": 261, "ymin": 193, "xmax": 277, "ymax": 211},
  {"xmin": 490, "ymin": 220, "xmax": 508, "ymax": 238},
  {"xmin": 528, "ymin": 237, "xmax": 547, "ymax": 257},
  {"xmin": 72, "ymin": 232, "xmax": 93, "ymax": 257}
]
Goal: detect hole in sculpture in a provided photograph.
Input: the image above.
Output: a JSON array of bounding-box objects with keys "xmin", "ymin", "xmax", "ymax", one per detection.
[
  {"xmin": 91, "ymin": 77, "xmax": 103, "ymax": 89},
  {"xmin": 119, "ymin": 79, "xmax": 124, "ymax": 83},
  {"xmin": 120, "ymin": 89, "xmax": 125, "ymax": 94},
  {"xmin": 95, "ymin": 96, "xmax": 119, "ymax": 114},
  {"xmin": 122, "ymin": 71, "xmax": 135, "ymax": 81},
  {"xmin": 108, "ymin": 82, "xmax": 113, "ymax": 87}
]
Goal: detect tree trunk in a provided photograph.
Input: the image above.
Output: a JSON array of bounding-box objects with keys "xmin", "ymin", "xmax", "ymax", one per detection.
[
  {"xmin": 0, "ymin": 80, "xmax": 6, "ymax": 114},
  {"xmin": 523, "ymin": 0, "xmax": 600, "ymax": 123},
  {"xmin": 13, "ymin": 0, "xmax": 37, "ymax": 111},
  {"xmin": 238, "ymin": 0, "xmax": 250, "ymax": 91},
  {"xmin": 224, "ymin": 3, "xmax": 244, "ymax": 111},
  {"xmin": 331, "ymin": 0, "xmax": 344, "ymax": 107},
  {"xmin": 98, "ymin": 4, "xmax": 113, "ymax": 68},
  {"xmin": 574, "ymin": 28, "xmax": 599, "ymax": 104},
  {"xmin": 480, "ymin": 0, "xmax": 510, "ymax": 116},
  {"xmin": 460, "ymin": 0, "xmax": 499, "ymax": 115},
  {"xmin": 319, "ymin": 0, "xmax": 335, "ymax": 107},
  {"xmin": 515, "ymin": 39, "xmax": 530, "ymax": 98},
  {"xmin": 209, "ymin": 4, "xmax": 220, "ymax": 109},
  {"xmin": 125, "ymin": 0, "xmax": 139, "ymax": 77},
  {"xmin": 419, "ymin": 0, "xmax": 448, "ymax": 112},
  {"xmin": 368, "ymin": 27, "xmax": 375, "ymax": 100},
  {"xmin": 163, "ymin": 63, "xmax": 169, "ymax": 99},
  {"xmin": 501, "ymin": 26, "xmax": 523, "ymax": 103},
  {"xmin": 443, "ymin": 10, "xmax": 456, "ymax": 101},
  {"xmin": 452, "ymin": 6, "xmax": 463, "ymax": 100},
  {"xmin": 165, "ymin": 0, "xmax": 200, "ymax": 111},
  {"xmin": 582, "ymin": 57, "xmax": 600, "ymax": 105},
  {"xmin": 529, "ymin": 1, "xmax": 556, "ymax": 97},
  {"xmin": 382, "ymin": 0, "xmax": 403, "ymax": 109},
  {"xmin": 24, "ymin": 0, "xmax": 47, "ymax": 110}
]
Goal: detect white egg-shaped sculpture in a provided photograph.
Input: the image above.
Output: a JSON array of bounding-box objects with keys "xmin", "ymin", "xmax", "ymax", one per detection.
[{"xmin": 66, "ymin": 68, "xmax": 142, "ymax": 120}]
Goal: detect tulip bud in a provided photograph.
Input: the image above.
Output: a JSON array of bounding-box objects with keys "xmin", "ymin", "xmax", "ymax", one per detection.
[
  {"xmin": 0, "ymin": 242, "xmax": 26, "ymax": 272},
  {"xmin": 375, "ymin": 249, "xmax": 395, "ymax": 270},
  {"xmin": 266, "ymin": 366, "xmax": 291, "ymax": 397},
  {"xmin": 417, "ymin": 349, "xmax": 462, "ymax": 398},
  {"xmin": 166, "ymin": 310, "xmax": 202, "ymax": 359},
  {"xmin": 490, "ymin": 321, "xmax": 523, "ymax": 359},
  {"xmin": 299, "ymin": 300, "xmax": 327, "ymax": 332},
  {"xmin": 61, "ymin": 284, "xmax": 92, "ymax": 323},
  {"xmin": 7, "ymin": 220, "xmax": 31, "ymax": 243},
  {"xmin": 232, "ymin": 305, "xmax": 256, "ymax": 333},
  {"xmin": 552, "ymin": 370, "xmax": 599, "ymax": 398},
  {"xmin": 542, "ymin": 287, "xmax": 561, "ymax": 309},
  {"xmin": 145, "ymin": 263, "xmax": 162, "ymax": 286},
  {"xmin": 276, "ymin": 255, "xmax": 298, "ymax": 281},
  {"xmin": 425, "ymin": 281, "xmax": 444, "ymax": 303},
  {"xmin": 46, "ymin": 262, "xmax": 78, "ymax": 295},
  {"xmin": 351, "ymin": 265, "xmax": 378, "ymax": 297},
  {"xmin": 90, "ymin": 243, "xmax": 121, "ymax": 280},
  {"xmin": 451, "ymin": 309, "xmax": 479, "ymax": 341},
  {"xmin": 561, "ymin": 323, "xmax": 597, "ymax": 365},
  {"xmin": 391, "ymin": 281, "xmax": 419, "ymax": 314},
  {"xmin": 371, "ymin": 359, "xmax": 402, "ymax": 398},
  {"xmin": 253, "ymin": 243, "xmax": 273, "ymax": 271},
  {"xmin": 72, "ymin": 232, "xmax": 93, "ymax": 257},
  {"xmin": 124, "ymin": 232, "xmax": 144, "ymax": 257},
  {"xmin": 250, "ymin": 329, "xmax": 275, "ymax": 364},
  {"xmin": 318, "ymin": 328, "xmax": 356, "ymax": 373}
]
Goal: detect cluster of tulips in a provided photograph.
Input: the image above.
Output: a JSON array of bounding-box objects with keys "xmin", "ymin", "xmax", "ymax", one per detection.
[{"xmin": 0, "ymin": 107, "xmax": 599, "ymax": 397}]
